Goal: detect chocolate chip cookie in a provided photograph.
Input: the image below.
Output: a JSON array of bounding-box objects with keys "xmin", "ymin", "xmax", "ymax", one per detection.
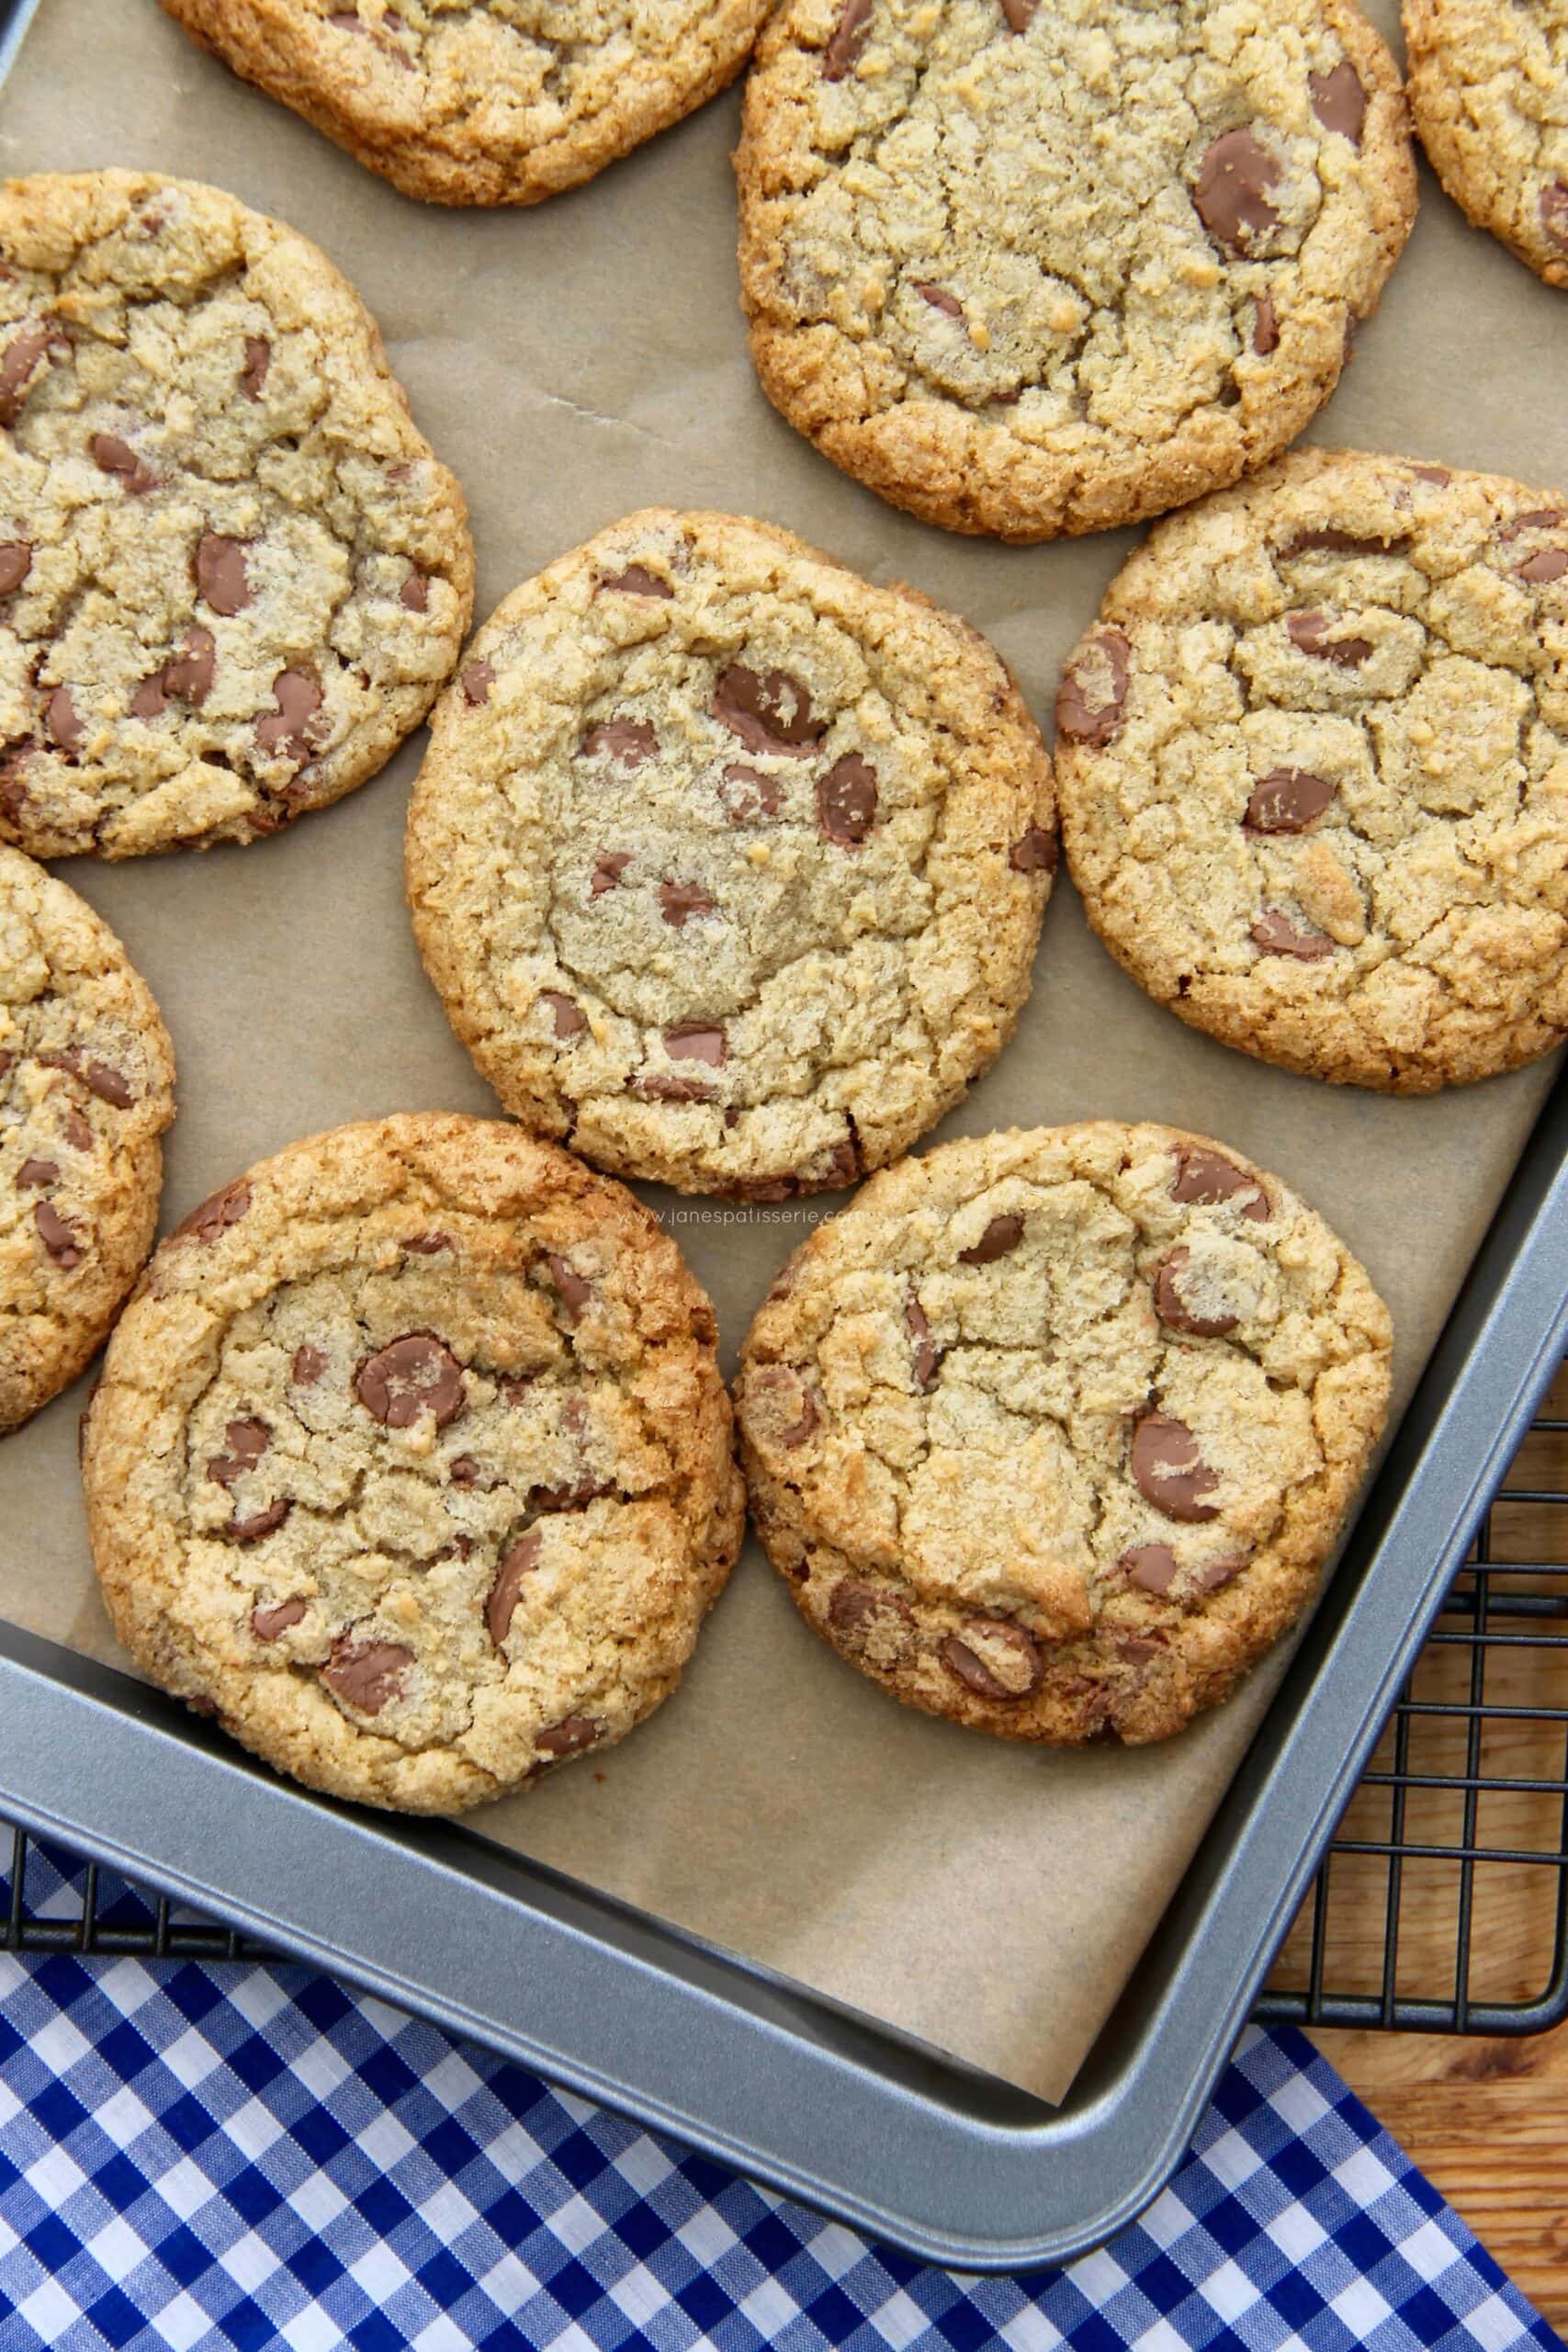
[
  {"xmin": 82, "ymin": 1115, "xmax": 742, "ymax": 1813},
  {"xmin": 734, "ymin": 0, "xmax": 1416, "ymax": 541},
  {"xmin": 159, "ymin": 1, "xmax": 773, "ymax": 208},
  {"xmin": 1056, "ymin": 448, "xmax": 1568, "ymax": 1091},
  {"xmin": 736, "ymin": 1121, "xmax": 1392, "ymax": 1747},
  {"xmin": 1405, "ymin": 0, "xmax": 1568, "ymax": 287},
  {"xmin": 0, "ymin": 844, "xmax": 175, "ymax": 1431},
  {"xmin": 405, "ymin": 509, "xmax": 1056, "ymax": 1198},
  {"xmin": 0, "ymin": 170, "xmax": 473, "ymax": 859}
]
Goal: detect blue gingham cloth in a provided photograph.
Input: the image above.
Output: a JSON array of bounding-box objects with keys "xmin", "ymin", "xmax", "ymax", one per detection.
[{"xmin": 0, "ymin": 1842, "xmax": 1558, "ymax": 2352}]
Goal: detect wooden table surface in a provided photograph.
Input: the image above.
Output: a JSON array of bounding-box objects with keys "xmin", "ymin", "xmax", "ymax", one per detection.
[{"xmin": 1267, "ymin": 1366, "xmax": 1568, "ymax": 2326}]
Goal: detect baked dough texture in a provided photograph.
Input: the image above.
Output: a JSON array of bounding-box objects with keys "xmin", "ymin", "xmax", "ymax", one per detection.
[
  {"xmin": 83, "ymin": 1115, "xmax": 743, "ymax": 1814},
  {"xmin": 1056, "ymin": 448, "xmax": 1568, "ymax": 1091},
  {"xmin": 0, "ymin": 170, "xmax": 473, "ymax": 858},
  {"xmin": 735, "ymin": 0, "xmax": 1416, "ymax": 539},
  {"xmin": 406, "ymin": 507, "xmax": 1056, "ymax": 1198},
  {"xmin": 1405, "ymin": 0, "xmax": 1568, "ymax": 288},
  {"xmin": 0, "ymin": 843, "xmax": 175, "ymax": 1431},
  {"xmin": 736, "ymin": 1121, "xmax": 1392, "ymax": 1747}
]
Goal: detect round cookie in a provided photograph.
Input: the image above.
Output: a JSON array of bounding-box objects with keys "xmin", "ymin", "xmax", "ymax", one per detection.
[
  {"xmin": 158, "ymin": 1, "xmax": 774, "ymax": 209},
  {"xmin": 82, "ymin": 1115, "xmax": 743, "ymax": 1814},
  {"xmin": 0, "ymin": 170, "xmax": 473, "ymax": 859},
  {"xmin": 1055, "ymin": 448, "xmax": 1568, "ymax": 1091},
  {"xmin": 734, "ymin": 0, "xmax": 1416, "ymax": 542},
  {"xmin": 406, "ymin": 508, "xmax": 1056, "ymax": 1198},
  {"xmin": 1405, "ymin": 0, "xmax": 1568, "ymax": 288},
  {"xmin": 736, "ymin": 1122, "xmax": 1392, "ymax": 1747},
  {"xmin": 0, "ymin": 845, "xmax": 175, "ymax": 1431}
]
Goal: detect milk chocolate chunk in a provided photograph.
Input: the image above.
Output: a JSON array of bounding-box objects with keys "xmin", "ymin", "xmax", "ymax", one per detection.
[
  {"xmin": 542, "ymin": 990, "xmax": 586, "ymax": 1039},
  {"xmin": 355, "ymin": 1333, "xmax": 465, "ymax": 1429},
  {"xmin": 241, "ymin": 336, "xmax": 271, "ymax": 400},
  {"xmin": 174, "ymin": 1179, "xmax": 251, "ymax": 1242},
  {"xmin": 536, "ymin": 1715, "xmax": 600, "ymax": 1756},
  {"xmin": 1131, "ymin": 1412, "xmax": 1220, "ymax": 1522},
  {"xmin": 400, "ymin": 570, "xmax": 429, "ymax": 613},
  {"xmin": 0, "ymin": 323, "xmax": 62, "ymax": 425},
  {"xmin": 15, "ymin": 1157, "xmax": 57, "ymax": 1187},
  {"xmin": 322, "ymin": 1636, "xmax": 412, "ymax": 1713},
  {"xmin": 38, "ymin": 1047, "xmax": 134, "ymax": 1109},
  {"xmin": 660, "ymin": 878, "xmax": 717, "ymax": 926},
  {"xmin": 822, "ymin": 0, "xmax": 873, "ymax": 80},
  {"xmin": 1192, "ymin": 130, "xmax": 1282, "ymax": 254},
  {"xmin": 546, "ymin": 1253, "xmax": 592, "ymax": 1318},
  {"xmin": 1253, "ymin": 292, "xmax": 1280, "ymax": 355},
  {"xmin": 90, "ymin": 433, "xmax": 156, "ymax": 493},
  {"xmin": 1251, "ymin": 909, "xmax": 1334, "ymax": 960},
  {"xmin": 228, "ymin": 1498, "xmax": 292, "ymax": 1543},
  {"xmin": 1519, "ymin": 548, "xmax": 1568, "ymax": 585},
  {"xmin": 1155, "ymin": 1246, "xmax": 1238, "ymax": 1338},
  {"xmin": 829, "ymin": 1579, "xmax": 916, "ymax": 1661},
  {"xmin": 255, "ymin": 668, "xmax": 323, "ymax": 761},
  {"xmin": 208, "ymin": 1416, "xmax": 271, "ymax": 1486},
  {"xmin": 252, "ymin": 1598, "xmax": 306, "ymax": 1640},
  {"xmin": 162, "ymin": 626, "xmax": 216, "ymax": 707},
  {"xmin": 940, "ymin": 1617, "xmax": 1043, "ymax": 1701},
  {"xmin": 1309, "ymin": 61, "xmax": 1367, "ymax": 144},
  {"xmin": 45, "ymin": 687, "xmax": 85, "ymax": 755},
  {"xmin": 906, "ymin": 1290, "xmax": 940, "ymax": 1391},
  {"xmin": 460, "ymin": 659, "xmax": 493, "ymax": 706},
  {"xmin": 999, "ymin": 0, "xmax": 1039, "ymax": 28},
  {"xmin": 599, "ymin": 563, "xmax": 673, "ymax": 599},
  {"xmin": 1122, "ymin": 1543, "xmax": 1179, "ymax": 1595},
  {"xmin": 1540, "ymin": 182, "xmax": 1568, "ymax": 252},
  {"xmin": 34, "ymin": 1200, "xmax": 81, "ymax": 1265},
  {"xmin": 632, "ymin": 1070, "xmax": 716, "ymax": 1102},
  {"xmin": 196, "ymin": 534, "xmax": 252, "ymax": 616},
  {"xmin": 1194, "ymin": 1552, "xmax": 1248, "ymax": 1594},
  {"xmin": 0, "ymin": 542, "xmax": 30, "ymax": 594},
  {"xmin": 1055, "ymin": 628, "xmax": 1131, "ymax": 745},
  {"xmin": 714, "ymin": 663, "xmax": 825, "ymax": 756},
  {"xmin": 1009, "ymin": 825, "xmax": 1057, "ymax": 874},
  {"xmin": 582, "ymin": 716, "xmax": 658, "ymax": 769},
  {"xmin": 959, "ymin": 1212, "xmax": 1023, "ymax": 1265},
  {"xmin": 1170, "ymin": 1146, "xmax": 1269, "ymax": 1221},
  {"xmin": 664, "ymin": 1023, "xmax": 727, "ymax": 1065},
  {"xmin": 914, "ymin": 281, "xmax": 964, "ymax": 319},
  {"xmin": 291, "ymin": 1343, "xmax": 327, "ymax": 1386},
  {"xmin": 1282, "ymin": 526, "xmax": 1405, "ymax": 558},
  {"xmin": 1244, "ymin": 768, "xmax": 1337, "ymax": 832},
  {"xmin": 717, "ymin": 763, "xmax": 784, "ymax": 823},
  {"xmin": 60, "ymin": 1106, "xmax": 91, "ymax": 1151},
  {"xmin": 817, "ymin": 752, "xmax": 878, "ymax": 846},
  {"xmin": 1287, "ymin": 610, "xmax": 1374, "ymax": 666},
  {"xmin": 590, "ymin": 850, "xmax": 632, "ymax": 896},
  {"xmin": 750, "ymin": 1363, "xmax": 819, "ymax": 1447},
  {"xmin": 487, "ymin": 1530, "xmax": 543, "ymax": 1644}
]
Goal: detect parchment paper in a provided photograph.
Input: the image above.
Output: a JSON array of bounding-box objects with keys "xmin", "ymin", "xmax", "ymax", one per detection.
[{"xmin": 0, "ymin": 0, "xmax": 1562, "ymax": 2105}]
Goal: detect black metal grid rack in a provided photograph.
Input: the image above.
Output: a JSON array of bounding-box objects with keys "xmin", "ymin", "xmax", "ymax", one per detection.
[{"xmin": 6, "ymin": 1364, "xmax": 1568, "ymax": 2044}]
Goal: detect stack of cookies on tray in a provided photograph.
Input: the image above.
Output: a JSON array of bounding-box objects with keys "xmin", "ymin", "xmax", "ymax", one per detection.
[{"xmin": 0, "ymin": 0, "xmax": 1562, "ymax": 1815}]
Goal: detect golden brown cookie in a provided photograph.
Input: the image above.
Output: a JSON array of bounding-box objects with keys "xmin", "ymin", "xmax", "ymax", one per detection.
[
  {"xmin": 1405, "ymin": 0, "xmax": 1568, "ymax": 287},
  {"xmin": 735, "ymin": 0, "xmax": 1416, "ymax": 540},
  {"xmin": 1055, "ymin": 448, "xmax": 1568, "ymax": 1091},
  {"xmin": 406, "ymin": 508, "xmax": 1056, "ymax": 1198},
  {"xmin": 736, "ymin": 1122, "xmax": 1392, "ymax": 1747},
  {"xmin": 0, "ymin": 845, "xmax": 175, "ymax": 1431},
  {"xmin": 0, "ymin": 170, "xmax": 473, "ymax": 858},
  {"xmin": 159, "ymin": 1, "xmax": 773, "ymax": 207},
  {"xmin": 82, "ymin": 1115, "xmax": 743, "ymax": 1814}
]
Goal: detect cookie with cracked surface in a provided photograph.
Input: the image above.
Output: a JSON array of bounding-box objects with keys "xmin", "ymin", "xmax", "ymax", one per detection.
[
  {"xmin": 0, "ymin": 845, "xmax": 175, "ymax": 1430},
  {"xmin": 1405, "ymin": 0, "xmax": 1568, "ymax": 287},
  {"xmin": 158, "ymin": 1, "xmax": 773, "ymax": 208},
  {"xmin": 735, "ymin": 0, "xmax": 1416, "ymax": 542},
  {"xmin": 405, "ymin": 508, "xmax": 1055, "ymax": 1198},
  {"xmin": 1056, "ymin": 449, "xmax": 1568, "ymax": 1091},
  {"xmin": 82, "ymin": 1115, "xmax": 742, "ymax": 1814},
  {"xmin": 0, "ymin": 169, "xmax": 473, "ymax": 859},
  {"xmin": 736, "ymin": 1122, "xmax": 1391, "ymax": 1747}
]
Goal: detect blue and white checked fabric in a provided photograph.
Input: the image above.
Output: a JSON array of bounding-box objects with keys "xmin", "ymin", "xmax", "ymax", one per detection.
[{"xmin": 0, "ymin": 1841, "xmax": 1558, "ymax": 2352}]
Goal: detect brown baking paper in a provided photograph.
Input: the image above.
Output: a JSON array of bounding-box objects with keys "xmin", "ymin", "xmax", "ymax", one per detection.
[{"xmin": 0, "ymin": 0, "xmax": 1562, "ymax": 2105}]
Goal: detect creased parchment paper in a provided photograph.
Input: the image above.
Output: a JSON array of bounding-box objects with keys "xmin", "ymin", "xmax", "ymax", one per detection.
[{"xmin": 0, "ymin": 0, "xmax": 1562, "ymax": 2104}]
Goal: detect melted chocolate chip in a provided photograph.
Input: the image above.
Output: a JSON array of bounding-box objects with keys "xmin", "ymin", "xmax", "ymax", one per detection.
[
  {"xmin": 999, "ymin": 0, "xmax": 1038, "ymax": 27},
  {"xmin": 173, "ymin": 1179, "xmax": 251, "ymax": 1243},
  {"xmin": 1154, "ymin": 1247, "xmax": 1238, "ymax": 1339},
  {"xmin": 195, "ymin": 533, "xmax": 251, "ymax": 615},
  {"xmin": 355, "ymin": 1333, "xmax": 465, "ymax": 1429},
  {"xmin": 829, "ymin": 1579, "xmax": 916, "ymax": 1661},
  {"xmin": 208, "ymin": 1416, "xmax": 271, "ymax": 1487},
  {"xmin": 15, "ymin": 1156, "xmax": 56, "ymax": 1187},
  {"xmin": 582, "ymin": 716, "xmax": 658, "ymax": 768},
  {"xmin": 228, "ymin": 1498, "xmax": 292, "ymax": 1543},
  {"xmin": 91, "ymin": 432, "xmax": 157, "ymax": 493},
  {"xmin": 543, "ymin": 990, "xmax": 586, "ymax": 1039},
  {"xmin": 590, "ymin": 850, "xmax": 632, "ymax": 897},
  {"xmin": 400, "ymin": 569, "xmax": 429, "ymax": 613},
  {"xmin": 1009, "ymin": 825, "xmax": 1057, "ymax": 874},
  {"xmin": 1309, "ymin": 60, "xmax": 1367, "ymax": 143},
  {"xmin": 664, "ymin": 1023, "xmax": 727, "ymax": 1066},
  {"xmin": 448, "ymin": 1454, "xmax": 480, "ymax": 1487},
  {"xmin": 717, "ymin": 763, "xmax": 783, "ymax": 824},
  {"xmin": 1170, "ymin": 1146, "xmax": 1269, "ymax": 1221},
  {"xmin": 1055, "ymin": 628, "xmax": 1131, "ymax": 745},
  {"xmin": 1244, "ymin": 767, "xmax": 1337, "ymax": 832},
  {"xmin": 1519, "ymin": 548, "xmax": 1568, "ymax": 586},
  {"xmin": 941, "ymin": 1618, "xmax": 1043, "ymax": 1701},
  {"xmin": 1122, "ymin": 1543, "xmax": 1179, "ymax": 1595},
  {"xmin": 959, "ymin": 1213, "xmax": 1023, "ymax": 1265},
  {"xmin": 60, "ymin": 1106, "xmax": 92, "ymax": 1152},
  {"xmin": 1540, "ymin": 182, "xmax": 1568, "ymax": 252},
  {"xmin": 321, "ymin": 1636, "xmax": 412, "ymax": 1714},
  {"xmin": 487, "ymin": 1530, "xmax": 543, "ymax": 1644},
  {"xmin": 914, "ymin": 281, "xmax": 964, "ymax": 320},
  {"xmin": 461, "ymin": 659, "xmax": 493, "ymax": 706},
  {"xmin": 0, "ymin": 542, "xmax": 31, "ymax": 594},
  {"xmin": 0, "ymin": 323, "xmax": 64, "ymax": 426},
  {"xmin": 1253, "ymin": 291, "xmax": 1280, "ymax": 355},
  {"xmin": 1192, "ymin": 130, "xmax": 1282, "ymax": 254},
  {"xmin": 750, "ymin": 1363, "xmax": 819, "ymax": 1447},
  {"xmin": 1411, "ymin": 465, "xmax": 1450, "ymax": 486},
  {"xmin": 1287, "ymin": 611, "xmax": 1374, "ymax": 666},
  {"xmin": 45, "ymin": 687, "xmax": 85, "ymax": 756},
  {"xmin": 660, "ymin": 878, "xmax": 717, "ymax": 926},
  {"xmin": 546, "ymin": 1254, "xmax": 592, "ymax": 1319},
  {"xmin": 1251, "ymin": 909, "xmax": 1334, "ymax": 960},
  {"xmin": 906, "ymin": 1291, "xmax": 940, "ymax": 1392},
  {"xmin": 714, "ymin": 663, "xmax": 825, "ymax": 756},
  {"xmin": 817, "ymin": 752, "xmax": 878, "ymax": 846},
  {"xmin": 252, "ymin": 1598, "xmax": 306, "ymax": 1640},
  {"xmin": 1283, "ymin": 526, "xmax": 1408, "ymax": 560},
  {"xmin": 401, "ymin": 1231, "xmax": 451, "ymax": 1255},
  {"xmin": 291, "ymin": 1343, "xmax": 327, "ymax": 1386},
  {"xmin": 1195, "ymin": 1552, "xmax": 1249, "ymax": 1594},
  {"xmin": 241, "ymin": 337, "xmax": 271, "ymax": 400},
  {"xmin": 822, "ymin": 0, "xmax": 873, "ymax": 80},
  {"xmin": 255, "ymin": 668, "xmax": 323, "ymax": 762},
  {"xmin": 631, "ymin": 1072, "xmax": 716, "ymax": 1102},
  {"xmin": 38, "ymin": 1048, "xmax": 134, "ymax": 1109},
  {"xmin": 161, "ymin": 625, "xmax": 217, "ymax": 708},
  {"xmin": 1131, "ymin": 1413, "xmax": 1220, "ymax": 1522},
  {"xmin": 536, "ymin": 1715, "xmax": 600, "ymax": 1757},
  {"xmin": 34, "ymin": 1199, "xmax": 81, "ymax": 1266},
  {"xmin": 599, "ymin": 564, "xmax": 672, "ymax": 599}
]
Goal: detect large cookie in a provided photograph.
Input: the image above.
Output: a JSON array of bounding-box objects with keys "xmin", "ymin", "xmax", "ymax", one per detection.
[
  {"xmin": 1055, "ymin": 448, "xmax": 1568, "ymax": 1091},
  {"xmin": 0, "ymin": 844, "xmax": 175, "ymax": 1431},
  {"xmin": 406, "ymin": 508, "xmax": 1056, "ymax": 1198},
  {"xmin": 735, "ymin": 0, "xmax": 1416, "ymax": 541},
  {"xmin": 736, "ymin": 1123, "xmax": 1392, "ymax": 1747},
  {"xmin": 1405, "ymin": 0, "xmax": 1568, "ymax": 288},
  {"xmin": 159, "ymin": 0, "xmax": 773, "ymax": 208},
  {"xmin": 82, "ymin": 1116, "xmax": 743, "ymax": 1814},
  {"xmin": 0, "ymin": 170, "xmax": 473, "ymax": 858}
]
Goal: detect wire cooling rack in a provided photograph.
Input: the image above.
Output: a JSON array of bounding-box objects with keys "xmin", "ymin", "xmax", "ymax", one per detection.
[{"xmin": 6, "ymin": 1363, "xmax": 1568, "ymax": 2041}]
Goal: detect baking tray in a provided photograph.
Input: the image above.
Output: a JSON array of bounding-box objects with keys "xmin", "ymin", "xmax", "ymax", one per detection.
[{"xmin": 3, "ymin": 0, "xmax": 1568, "ymax": 2268}]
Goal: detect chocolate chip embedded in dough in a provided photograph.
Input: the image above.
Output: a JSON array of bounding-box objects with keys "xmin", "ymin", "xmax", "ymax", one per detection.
[
  {"xmin": 1244, "ymin": 768, "xmax": 1337, "ymax": 833},
  {"xmin": 1309, "ymin": 60, "xmax": 1367, "ymax": 143},
  {"xmin": 749, "ymin": 1363, "xmax": 819, "ymax": 1447},
  {"xmin": 1287, "ymin": 610, "xmax": 1374, "ymax": 666},
  {"xmin": 1410, "ymin": 465, "xmax": 1450, "ymax": 486},
  {"xmin": 1154, "ymin": 1246, "xmax": 1239, "ymax": 1338},
  {"xmin": 599, "ymin": 564, "xmax": 672, "ymax": 599},
  {"xmin": 958, "ymin": 1213, "xmax": 1023, "ymax": 1265},
  {"xmin": 668, "ymin": 1022, "xmax": 728, "ymax": 1067},
  {"xmin": 163, "ymin": 626, "xmax": 216, "ymax": 707},
  {"xmin": 1193, "ymin": 1552, "xmax": 1248, "ymax": 1594},
  {"xmin": 631, "ymin": 1070, "xmax": 716, "ymax": 1102},
  {"xmin": 173, "ymin": 1179, "xmax": 252, "ymax": 1243},
  {"xmin": 487, "ymin": 1530, "xmax": 543, "ymax": 1644},
  {"xmin": 1122, "ymin": 1543, "xmax": 1179, "ymax": 1595},
  {"xmin": 355, "ymin": 1333, "xmax": 465, "ymax": 1429},
  {"xmin": 241, "ymin": 337, "xmax": 271, "ymax": 400},
  {"xmin": 252, "ymin": 1598, "xmax": 306, "ymax": 1640},
  {"xmin": 400, "ymin": 569, "xmax": 429, "ymax": 613},
  {"xmin": 545, "ymin": 1253, "xmax": 592, "ymax": 1320},
  {"xmin": 536, "ymin": 1715, "xmax": 600, "ymax": 1757},
  {"xmin": 829, "ymin": 1578, "xmax": 916, "ymax": 1663},
  {"xmin": 321, "ymin": 1635, "xmax": 412, "ymax": 1714},
  {"xmin": 208, "ymin": 1416, "xmax": 271, "ymax": 1487},
  {"xmin": 999, "ymin": 0, "xmax": 1039, "ymax": 28},
  {"xmin": 1131, "ymin": 1412, "xmax": 1221, "ymax": 1522},
  {"xmin": 906, "ymin": 1290, "xmax": 940, "ymax": 1392},
  {"xmin": 913, "ymin": 281, "xmax": 964, "ymax": 320},
  {"xmin": 822, "ymin": 0, "xmax": 873, "ymax": 80},
  {"xmin": 659, "ymin": 878, "xmax": 717, "ymax": 926},
  {"xmin": 45, "ymin": 687, "xmax": 85, "ymax": 756},
  {"xmin": 1281, "ymin": 526, "xmax": 1406, "ymax": 558},
  {"xmin": 1540, "ymin": 182, "xmax": 1568, "ymax": 252},
  {"xmin": 255, "ymin": 668, "xmax": 324, "ymax": 762},
  {"xmin": 34, "ymin": 1201, "xmax": 82, "ymax": 1266},
  {"xmin": 1009, "ymin": 825, "xmax": 1057, "ymax": 874},
  {"xmin": 460, "ymin": 659, "xmax": 493, "ymax": 706},
  {"xmin": 590, "ymin": 850, "xmax": 632, "ymax": 897},
  {"xmin": 1519, "ymin": 548, "xmax": 1568, "ymax": 586},
  {"xmin": 1251, "ymin": 908, "xmax": 1335, "ymax": 960},
  {"xmin": 90, "ymin": 433, "xmax": 157, "ymax": 494},
  {"xmin": 195, "ymin": 534, "xmax": 252, "ymax": 616},
  {"xmin": 0, "ymin": 323, "xmax": 64, "ymax": 426},
  {"xmin": 1055, "ymin": 628, "xmax": 1131, "ymax": 746},
  {"xmin": 582, "ymin": 716, "xmax": 658, "ymax": 769},
  {"xmin": 60, "ymin": 1105, "xmax": 92, "ymax": 1151},
  {"xmin": 1192, "ymin": 130, "xmax": 1283, "ymax": 254},
  {"xmin": 15, "ymin": 1157, "xmax": 58, "ymax": 1188},
  {"xmin": 291, "ymin": 1343, "xmax": 327, "ymax": 1386},
  {"xmin": 717, "ymin": 763, "xmax": 784, "ymax": 824},
  {"xmin": 817, "ymin": 752, "xmax": 878, "ymax": 846},
  {"xmin": 542, "ymin": 990, "xmax": 586, "ymax": 1040},
  {"xmin": 1170, "ymin": 1146, "xmax": 1269, "ymax": 1222},
  {"xmin": 1253, "ymin": 292, "xmax": 1280, "ymax": 355},
  {"xmin": 940, "ymin": 1617, "xmax": 1043, "ymax": 1700},
  {"xmin": 0, "ymin": 542, "xmax": 30, "ymax": 594},
  {"xmin": 714, "ymin": 663, "xmax": 825, "ymax": 756},
  {"xmin": 228, "ymin": 1498, "xmax": 292, "ymax": 1543},
  {"xmin": 38, "ymin": 1047, "xmax": 134, "ymax": 1108}
]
